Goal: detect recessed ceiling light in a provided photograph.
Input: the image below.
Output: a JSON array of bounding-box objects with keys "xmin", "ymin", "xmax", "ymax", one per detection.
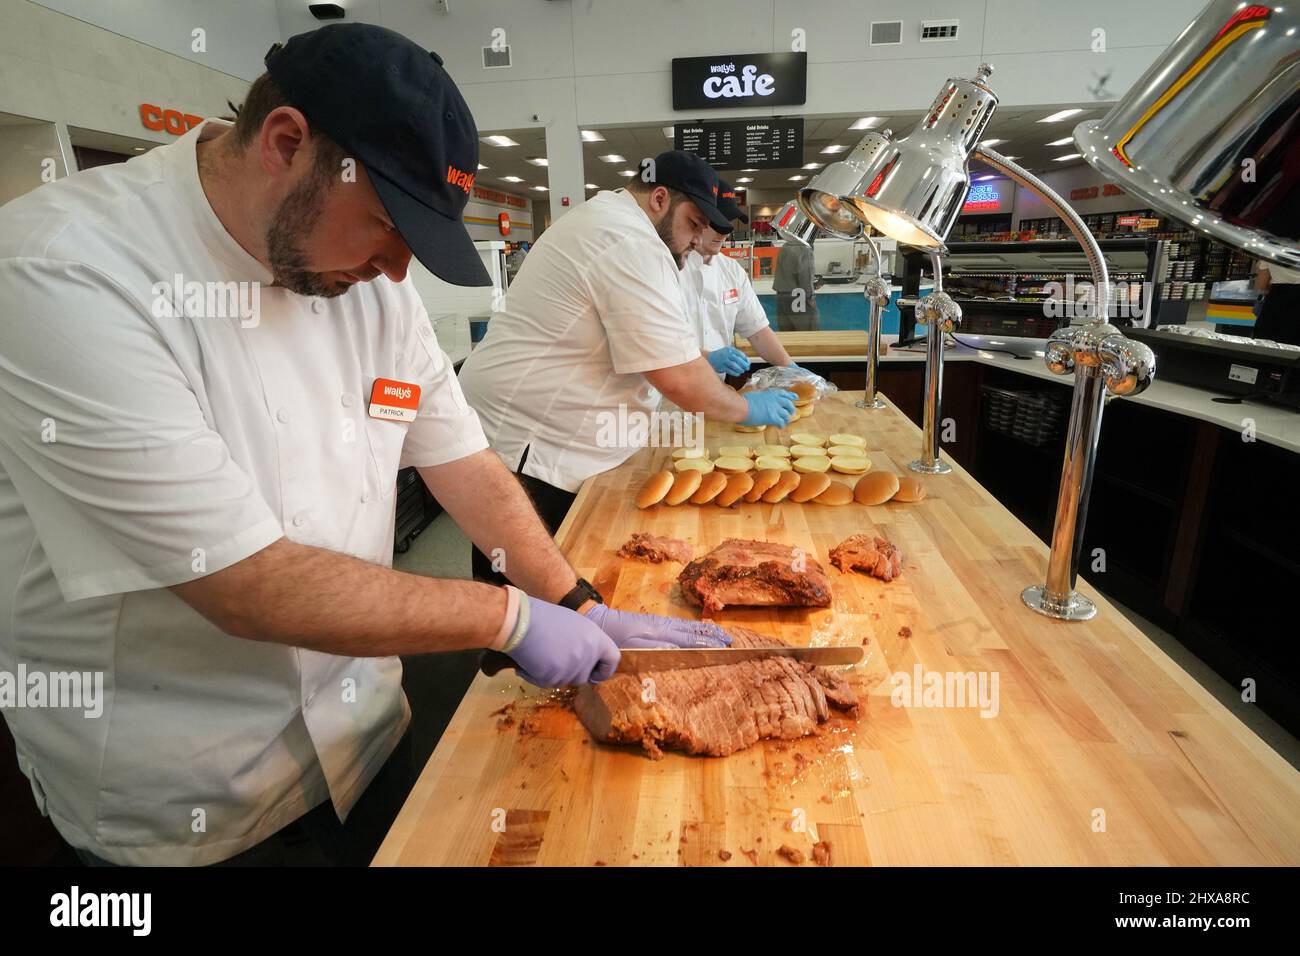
[
  {"xmin": 820, "ymin": 144, "xmax": 848, "ymax": 154},
  {"xmin": 484, "ymin": 134, "xmax": 519, "ymax": 147},
  {"xmin": 585, "ymin": 183, "xmax": 598, "ymax": 189},
  {"xmin": 526, "ymin": 157, "xmax": 548, "ymax": 166},
  {"xmin": 662, "ymin": 126, "xmax": 675, "ymax": 138},
  {"xmin": 1053, "ymin": 153, "xmax": 1083, "ymax": 161},
  {"xmin": 580, "ymin": 130, "xmax": 605, "ymax": 142},
  {"xmin": 1038, "ymin": 109, "xmax": 1084, "ymax": 123},
  {"xmin": 502, "ymin": 175, "xmax": 524, "ymax": 183},
  {"xmin": 974, "ymin": 174, "xmax": 997, "ymax": 181},
  {"xmin": 600, "ymin": 154, "xmax": 626, "ymax": 163},
  {"xmin": 849, "ymin": 116, "xmax": 883, "ymax": 130},
  {"xmin": 1045, "ymin": 137, "xmax": 1074, "ymax": 146},
  {"xmin": 477, "ymin": 164, "xmax": 488, "ymax": 170},
  {"xmin": 618, "ymin": 170, "xmax": 636, "ymax": 177},
  {"xmin": 741, "ymin": 168, "xmax": 759, "ymax": 172},
  {"xmin": 531, "ymin": 185, "xmax": 548, "ymax": 191},
  {"xmin": 802, "ymin": 163, "xmax": 823, "ymax": 170},
  {"xmin": 736, "ymin": 177, "xmax": 753, "ymax": 183},
  {"xmin": 979, "ymin": 138, "xmax": 1005, "ymax": 147},
  {"xmin": 132, "ymin": 146, "xmax": 146, "ymax": 152},
  {"xmin": 788, "ymin": 175, "xmax": 806, "ymax": 181}
]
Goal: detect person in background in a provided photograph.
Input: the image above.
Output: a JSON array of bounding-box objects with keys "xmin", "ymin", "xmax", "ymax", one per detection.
[
  {"xmin": 1253, "ymin": 258, "xmax": 1300, "ymax": 346},
  {"xmin": 458, "ymin": 152, "xmax": 798, "ymax": 585},
  {"xmin": 773, "ymin": 235, "xmax": 821, "ymax": 331},
  {"xmin": 680, "ymin": 179, "xmax": 795, "ymax": 378}
]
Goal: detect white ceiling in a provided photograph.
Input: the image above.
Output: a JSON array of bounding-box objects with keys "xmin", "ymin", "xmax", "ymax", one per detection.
[{"xmin": 477, "ymin": 103, "xmax": 1109, "ymax": 200}]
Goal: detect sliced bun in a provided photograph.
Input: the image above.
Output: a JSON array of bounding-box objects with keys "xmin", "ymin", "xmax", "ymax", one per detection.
[
  {"xmin": 790, "ymin": 444, "xmax": 827, "ymax": 457},
  {"xmin": 715, "ymin": 472, "xmax": 755, "ymax": 507},
  {"xmin": 754, "ymin": 454, "xmax": 793, "ymax": 471},
  {"xmin": 673, "ymin": 457, "xmax": 715, "ymax": 474},
  {"xmin": 690, "ymin": 470, "xmax": 728, "ymax": 505},
  {"xmin": 830, "ymin": 455, "xmax": 871, "ymax": 475},
  {"xmin": 671, "ymin": 446, "xmax": 707, "ymax": 460},
  {"xmin": 854, "ymin": 471, "xmax": 900, "ymax": 505},
  {"xmin": 754, "ymin": 444, "xmax": 791, "ymax": 458},
  {"xmin": 713, "ymin": 456, "xmax": 754, "ymax": 474},
  {"xmin": 892, "ymin": 476, "xmax": 927, "ymax": 502},
  {"xmin": 762, "ymin": 470, "xmax": 801, "ymax": 503},
  {"xmin": 793, "ymin": 455, "xmax": 831, "ymax": 474},
  {"xmin": 636, "ymin": 471, "xmax": 674, "ymax": 508},
  {"xmin": 745, "ymin": 469, "xmax": 782, "ymax": 502},
  {"xmin": 664, "ymin": 469, "xmax": 702, "ymax": 505},
  {"xmin": 717, "ymin": 445, "xmax": 756, "ymax": 459},
  {"xmin": 789, "ymin": 472, "xmax": 831, "ymax": 502},
  {"xmin": 733, "ymin": 424, "xmax": 764, "ymax": 433},
  {"xmin": 790, "ymin": 433, "xmax": 827, "ymax": 447},
  {"xmin": 829, "ymin": 433, "xmax": 867, "ymax": 448},
  {"xmin": 815, "ymin": 482, "xmax": 854, "ymax": 506}
]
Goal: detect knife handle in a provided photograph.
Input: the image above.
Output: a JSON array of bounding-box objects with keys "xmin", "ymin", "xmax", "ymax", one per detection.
[{"xmin": 481, "ymin": 650, "xmax": 517, "ymax": 677}]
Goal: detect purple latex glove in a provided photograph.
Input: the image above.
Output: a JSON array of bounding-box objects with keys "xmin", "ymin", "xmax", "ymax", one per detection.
[
  {"xmin": 742, "ymin": 389, "xmax": 798, "ymax": 427},
  {"xmin": 510, "ymin": 597, "xmax": 621, "ymax": 687},
  {"xmin": 583, "ymin": 605, "xmax": 732, "ymax": 650}
]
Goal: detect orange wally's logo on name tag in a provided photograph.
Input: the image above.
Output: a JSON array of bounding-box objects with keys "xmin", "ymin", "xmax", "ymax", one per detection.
[
  {"xmin": 369, "ymin": 378, "xmax": 421, "ymax": 423},
  {"xmin": 724, "ymin": 288, "xmax": 740, "ymax": 304}
]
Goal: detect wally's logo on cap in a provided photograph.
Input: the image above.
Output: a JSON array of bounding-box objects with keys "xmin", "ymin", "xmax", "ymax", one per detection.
[
  {"xmin": 447, "ymin": 165, "xmax": 475, "ymax": 194},
  {"xmin": 722, "ymin": 190, "xmax": 735, "ymax": 200}
]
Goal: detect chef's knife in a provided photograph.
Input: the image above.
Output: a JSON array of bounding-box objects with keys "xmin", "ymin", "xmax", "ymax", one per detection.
[{"xmin": 480, "ymin": 645, "xmax": 862, "ymax": 677}]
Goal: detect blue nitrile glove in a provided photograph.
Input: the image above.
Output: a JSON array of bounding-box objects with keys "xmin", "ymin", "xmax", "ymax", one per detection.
[
  {"xmin": 583, "ymin": 605, "xmax": 732, "ymax": 650},
  {"xmin": 707, "ymin": 346, "xmax": 752, "ymax": 377},
  {"xmin": 787, "ymin": 362, "xmax": 803, "ymax": 370},
  {"xmin": 509, "ymin": 597, "xmax": 621, "ymax": 687},
  {"xmin": 741, "ymin": 389, "xmax": 799, "ymax": 427}
]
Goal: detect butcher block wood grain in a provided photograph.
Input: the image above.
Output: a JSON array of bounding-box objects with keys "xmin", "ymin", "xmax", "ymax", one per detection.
[
  {"xmin": 373, "ymin": 391, "xmax": 1300, "ymax": 867},
  {"xmin": 736, "ymin": 330, "xmax": 874, "ymax": 358}
]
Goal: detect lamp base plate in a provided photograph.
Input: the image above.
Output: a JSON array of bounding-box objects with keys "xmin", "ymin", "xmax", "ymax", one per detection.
[
  {"xmin": 908, "ymin": 458, "xmax": 952, "ymax": 475},
  {"xmin": 1020, "ymin": 585, "xmax": 1097, "ymax": 621},
  {"xmin": 856, "ymin": 397, "xmax": 887, "ymax": 410}
]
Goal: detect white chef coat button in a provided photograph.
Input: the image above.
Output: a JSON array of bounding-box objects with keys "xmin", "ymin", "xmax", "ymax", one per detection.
[
  {"xmin": 341, "ymin": 393, "xmax": 355, "ymax": 408},
  {"xmin": 276, "ymin": 407, "xmax": 291, "ymax": 424},
  {"xmin": 362, "ymin": 489, "xmax": 374, "ymax": 503},
  {"xmin": 311, "ymin": 299, "xmax": 324, "ymax": 314},
  {"xmin": 305, "ymin": 692, "xmax": 316, "ymax": 707},
  {"xmin": 292, "ymin": 512, "xmax": 308, "ymax": 528}
]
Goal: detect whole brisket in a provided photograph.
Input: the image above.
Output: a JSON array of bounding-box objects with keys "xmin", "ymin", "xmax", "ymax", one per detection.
[
  {"xmin": 677, "ymin": 539, "xmax": 832, "ymax": 613},
  {"xmin": 573, "ymin": 627, "xmax": 859, "ymax": 759}
]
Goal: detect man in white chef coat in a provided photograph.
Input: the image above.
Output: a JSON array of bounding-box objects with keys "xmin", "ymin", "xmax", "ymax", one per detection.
[
  {"xmin": 458, "ymin": 152, "xmax": 800, "ymax": 583},
  {"xmin": 680, "ymin": 179, "xmax": 795, "ymax": 378},
  {"xmin": 0, "ymin": 25, "xmax": 726, "ymax": 867}
]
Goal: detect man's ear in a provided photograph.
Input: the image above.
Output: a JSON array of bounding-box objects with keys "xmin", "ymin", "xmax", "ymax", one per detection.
[
  {"xmin": 258, "ymin": 106, "xmax": 311, "ymax": 177},
  {"xmin": 648, "ymin": 185, "xmax": 671, "ymax": 215}
]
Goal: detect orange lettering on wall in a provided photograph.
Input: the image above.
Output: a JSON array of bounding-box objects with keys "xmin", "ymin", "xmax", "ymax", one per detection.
[
  {"xmin": 139, "ymin": 103, "xmax": 205, "ymax": 136},
  {"xmin": 139, "ymin": 103, "xmax": 165, "ymax": 131}
]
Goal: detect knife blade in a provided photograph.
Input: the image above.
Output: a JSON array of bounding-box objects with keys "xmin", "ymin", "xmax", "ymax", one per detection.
[{"xmin": 481, "ymin": 645, "xmax": 862, "ymax": 678}]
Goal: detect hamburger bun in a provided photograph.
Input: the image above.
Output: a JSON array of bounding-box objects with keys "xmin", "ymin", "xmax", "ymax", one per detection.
[
  {"xmin": 689, "ymin": 470, "xmax": 728, "ymax": 505},
  {"xmin": 854, "ymin": 471, "xmax": 900, "ymax": 505},
  {"xmin": 717, "ymin": 445, "xmax": 756, "ymax": 459},
  {"xmin": 793, "ymin": 455, "xmax": 831, "ymax": 474},
  {"xmin": 791, "ymin": 404, "xmax": 814, "ymax": 420},
  {"xmin": 814, "ymin": 482, "xmax": 854, "ymax": 506},
  {"xmin": 790, "ymin": 432, "xmax": 827, "ymax": 447},
  {"xmin": 790, "ymin": 380, "xmax": 818, "ymax": 406},
  {"xmin": 713, "ymin": 456, "xmax": 754, "ymax": 474},
  {"xmin": 892, "ymin": 476, "xmax": 927, "ymax": 502},
  {"xmin": 789, "ymin": 472, "xmax": 831, "ymax": 502},
  {"xmin": 733, "ymin": 424, "xmax": 764, "ymax": 433},
  {"xmin": 636, "ymin": 471, "xmax": 673, "ymax": 508},
  {"xmin": 745, "ymin": 469, "xmax": 782, "ymax": 502},
  {"xmin": 829, "ymin": 455, "xmax": 871, "ymax": 475},
  {"xmin": 664, "ymin": 469, "xmax": 702, "ymax": 505},
  {"xmin": 715, "ymin": 472, "xmax": 754, "ymax": 507},
  {"xmin": 827, "ymin": 445, "xmax": 863, "ymax": 458},
  {"xmin": 671, "ymin": 446, "xmax": 707, "ymax": 460},
  {"xmin": 762, "ymin": 470, "xmax": 801, "ymax": 503},
  {"xmin": 673, "ymin": 457, "xmax": 715, "ymax": 474},
  {"xmin": 754, "ymin": 454, "xmax": 793, "ymax": 471},
  {"xmin": 789, "ymin": 444, "xmax": 827, "ymax": 457},
  {"xmin": 829, "ymin": 433, "xmax": 867, "ymax": 448},
  {"xmin": 754, "ymin": 444, "xmax": 791, "ymax": 458}
]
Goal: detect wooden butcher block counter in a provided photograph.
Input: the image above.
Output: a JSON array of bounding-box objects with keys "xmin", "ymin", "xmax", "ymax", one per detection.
[{"xmin": 374, "ymin": 390, "xmax": 1300, "ymax": 866}]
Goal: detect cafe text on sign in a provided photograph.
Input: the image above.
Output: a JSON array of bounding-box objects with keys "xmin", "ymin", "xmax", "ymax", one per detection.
[{"xmin": 140, "ymin": 104, "xmax": 204, "ymax": 136}]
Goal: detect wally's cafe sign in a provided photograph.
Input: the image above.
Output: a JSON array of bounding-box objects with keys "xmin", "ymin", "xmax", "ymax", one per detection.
[{"xmin": 672, "ymin": 52, "xmax": 807, "ymax": 111}]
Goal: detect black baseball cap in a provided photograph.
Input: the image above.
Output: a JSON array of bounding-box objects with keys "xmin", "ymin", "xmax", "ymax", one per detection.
[
  {"xmin": 264, "ymin": 24, "xmax": 490, "ymax": 287},
  {"xmin": 643, "ymin": 150, "xmax": 732, "ymax": 233},
  {"xmin": 715, "ymin": 178, "xmax": 749, "ymax": 230}
]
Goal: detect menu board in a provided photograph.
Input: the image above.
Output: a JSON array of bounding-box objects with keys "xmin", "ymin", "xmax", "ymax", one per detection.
[{"xmin": 673, "ymin": 119, "xmax": 803, "ymax": 171}]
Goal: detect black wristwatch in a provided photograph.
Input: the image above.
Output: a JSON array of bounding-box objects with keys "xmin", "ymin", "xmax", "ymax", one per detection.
[{"xmin": 558, "ymin": 577, "xmax": 604, "ymax": 611}]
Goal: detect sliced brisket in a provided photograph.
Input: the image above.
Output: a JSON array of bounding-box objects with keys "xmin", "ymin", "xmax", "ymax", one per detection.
[
  {"xmin": 829, "ymin": 534, "xmax": 903, "ymax": 582},
  {"xmin": 677, "ymin": 539, "xmax": 832, "ymax": 613},
  {"xmin": 573, "ymin": 627, "xmax": 859, "ymax": 759},
  {"xmin": 617, "ymin": 532, "xmax": 693, "ymax": 564}
]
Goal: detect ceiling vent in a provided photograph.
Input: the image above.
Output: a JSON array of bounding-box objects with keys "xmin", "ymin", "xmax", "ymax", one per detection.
[
  {"xmin": 919, "ymin": 19, "xmax": 959, "ymax": 41},
  {"xmin": 869, "ymin": 21, "xmax": 903, "ymax": 45}
]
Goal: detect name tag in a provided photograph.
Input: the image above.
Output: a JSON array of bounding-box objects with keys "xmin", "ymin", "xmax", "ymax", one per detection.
[
  {"xmin": 369, "ymin": 378, "xmax": 421, "ymax": 422},
  {"xmin": 723, "ymin": 287, "xmax": 740, "ymax": 304}
]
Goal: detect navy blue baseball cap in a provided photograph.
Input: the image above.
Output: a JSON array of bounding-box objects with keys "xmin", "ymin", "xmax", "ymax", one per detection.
[
  {"xmin": 645, "ymin": 150, "xmax": 732, "ymax": 233},
  {"xmin": 264, "ymin": 24, "xmax": 490, "ymax": 286},
  {"xmin": 715, "ymin": 178, "xmax": 749, "ymax": 230}
]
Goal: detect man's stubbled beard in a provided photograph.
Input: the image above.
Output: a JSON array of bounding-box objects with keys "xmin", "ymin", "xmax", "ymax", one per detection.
[
  {"xmin": 265, "ymin": 165, "xmax": 346, "ymax": 298},
  {"xmin": 654, "ymin": 195, "xmax": 689, "ymax": 270}
]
